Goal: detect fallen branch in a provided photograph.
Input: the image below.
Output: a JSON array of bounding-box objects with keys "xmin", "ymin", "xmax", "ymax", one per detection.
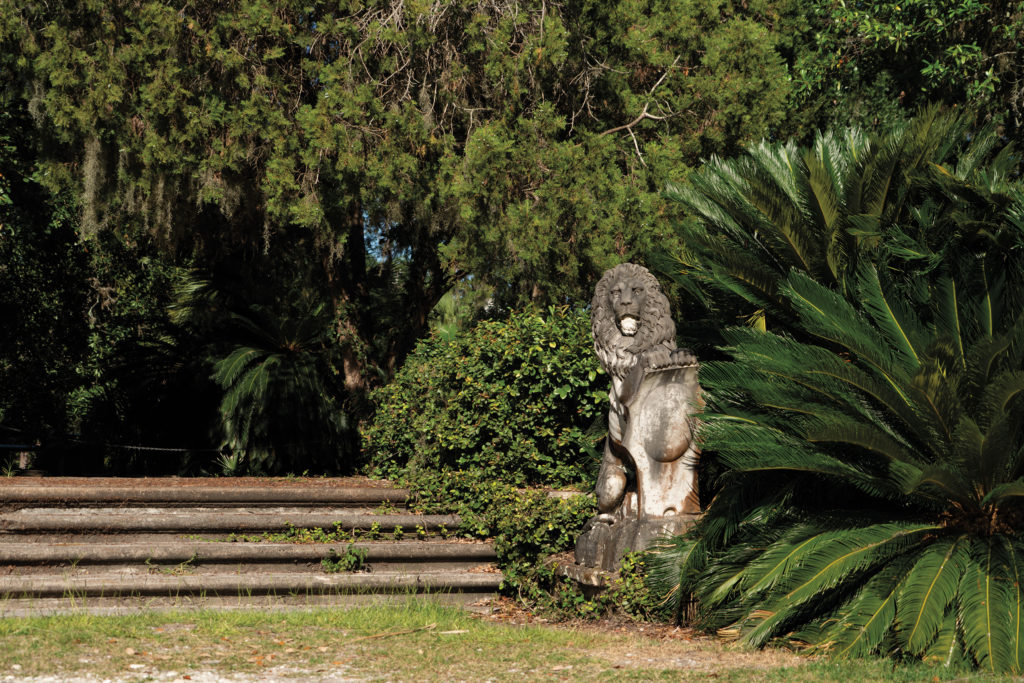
[{"xmin": 347, "ymin": 623, "xmax": 437, "ymax": 642}]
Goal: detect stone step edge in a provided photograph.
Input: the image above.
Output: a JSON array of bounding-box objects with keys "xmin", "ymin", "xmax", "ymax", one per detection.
[
  {"xmin": 0, "ymin": 512, "xmax": 460, "ymax": 533},
  {"xmin": 0, "ymin": 571, "xmax": 503, "ymax": 597},
  {"xmin": 0, "ymin": 541, "xmax": 496, "ymax": 564},
  {"xmin": 0, "ymin": 486, "xmax": 410, "ymax": 505},
  {"xmin": 0, "ymin": 593, "xmax": 498, "ymax": 618}
]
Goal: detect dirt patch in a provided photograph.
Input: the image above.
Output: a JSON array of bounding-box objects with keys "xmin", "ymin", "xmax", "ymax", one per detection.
[{"xmin": 478, "ymin": 596, "xmax": 811, "ymax": 673}]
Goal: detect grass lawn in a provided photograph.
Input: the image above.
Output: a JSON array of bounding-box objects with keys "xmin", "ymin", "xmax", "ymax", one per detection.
[{"xmin": 0, "ymin": 600, "xmax": 999, "ymax": 681}]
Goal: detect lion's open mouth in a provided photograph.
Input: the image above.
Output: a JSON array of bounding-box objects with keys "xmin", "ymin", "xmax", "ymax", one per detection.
[{"xmin": 618, "ymin": 316, "xmax": 639, "ymax": 336}]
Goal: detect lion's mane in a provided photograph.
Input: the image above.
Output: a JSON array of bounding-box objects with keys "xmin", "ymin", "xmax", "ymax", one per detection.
[{"xmin": 591, "ymin": 263, "xmax": 676, "ymax": 381}]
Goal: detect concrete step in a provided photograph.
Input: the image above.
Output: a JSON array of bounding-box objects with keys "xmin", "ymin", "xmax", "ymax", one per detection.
[
  {"xmin": 0, "ymin": 483, "xmax": 409, "ymax": 507},
  {"xmin": 0, "ymin": 569, "xmax": 503, "ymax": 598},
  {"xmin": 0, "ymin": 478, "xmax": 503, "ymax": 614},
  {"xmin": 0, "ymin": 539, "xmax": 496, "ymax": 571},
  {"xmin": 0, "ymin": 507, "xmax": 459, "ymax": 534}
]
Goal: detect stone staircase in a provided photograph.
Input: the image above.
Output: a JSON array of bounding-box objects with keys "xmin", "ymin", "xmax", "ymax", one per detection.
[{"xmin": 0, "ymin": 478, "xmax": 501, "ymax": 616}]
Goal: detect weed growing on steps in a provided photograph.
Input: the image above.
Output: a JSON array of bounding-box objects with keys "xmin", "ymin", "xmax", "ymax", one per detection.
[
  {"xmin": 1, "ymin": 455, "xmax": 17, "ymax": 477},
  {"xmin": 145, "ymin": 552, "xmax": 200, "ymax": 576},
  {"xmin": 224, "ymin": 522, "xmax": 356, "ymax": 544},
  {"xmin": 320, "ymin": 545, "xmax": 368, "ymax": 573},
  {"xmin": 223, "ymin": 520, "xmax": 416, "ymax": 545}
]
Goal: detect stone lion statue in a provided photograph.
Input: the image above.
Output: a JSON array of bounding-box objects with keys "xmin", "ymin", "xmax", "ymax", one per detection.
[{"xmin": 589, "ymin": 263, "xmax": 697, "ymax": 522}]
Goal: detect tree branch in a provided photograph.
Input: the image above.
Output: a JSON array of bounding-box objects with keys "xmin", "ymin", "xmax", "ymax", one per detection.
[{"xmin": 599, "ymin": 55, "xmax": 680, "ymax": 137}]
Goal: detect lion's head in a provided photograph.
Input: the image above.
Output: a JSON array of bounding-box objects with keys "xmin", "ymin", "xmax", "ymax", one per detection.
[{"xmin": 591, "ymin": 263, "xmax": 676, "ymax": 380}]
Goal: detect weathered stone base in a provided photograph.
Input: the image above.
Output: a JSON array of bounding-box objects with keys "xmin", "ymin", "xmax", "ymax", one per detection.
[
  {"xmin": 574, "ymin": 514, "xmax": 699, "ymax": 571},
  {"xmin": 549, "ymin": 557, "xmax": 615, "ymax": 599}
]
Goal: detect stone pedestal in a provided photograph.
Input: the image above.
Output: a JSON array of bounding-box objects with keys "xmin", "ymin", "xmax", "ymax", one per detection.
[{"xmin": 575, "ymin": 513, "xmax": 698, "ymax": 570}]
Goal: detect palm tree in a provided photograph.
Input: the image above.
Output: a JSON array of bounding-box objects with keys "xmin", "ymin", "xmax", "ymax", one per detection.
[
  {"xmin": 649, "ymin": 110, "xmax": 1024, "ymax": 672},
  {"xmin": 171, "ymin": 274, "xmax": 353, "ymax": 475}
]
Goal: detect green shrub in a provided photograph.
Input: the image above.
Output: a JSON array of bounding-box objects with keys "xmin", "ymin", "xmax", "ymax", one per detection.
[
  {"xmin": 405, "ymin": 468, "xmax": 594, "ymax": 601},
  {"xmin": 362, "ymin": 306, "xmax": 606, "ymax": 488},
  {"xmin": 407, "ymin": 469, "xmax": 593, "ymax": 562}
]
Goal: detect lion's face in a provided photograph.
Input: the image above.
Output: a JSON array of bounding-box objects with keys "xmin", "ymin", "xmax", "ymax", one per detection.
[
  {"xmin": 607, "ymin": 275, "xmax": 648, "ymax": 337},
  {"xmin": 592, "ymin": 263, "xmax": 677, "ymax": 381}
]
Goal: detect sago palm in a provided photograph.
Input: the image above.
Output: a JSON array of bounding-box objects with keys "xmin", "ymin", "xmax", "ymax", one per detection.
[
  {"xmin": 650, "ymin": 110, "xmax": 1024, "ymax": 672},
  {"xmin": 653, "ymin": 263, "xmax": 1024, "ymax": 670},
  {"xmin": 665, "ymin": 106, "xmax": 1007, "ymax": 322}
]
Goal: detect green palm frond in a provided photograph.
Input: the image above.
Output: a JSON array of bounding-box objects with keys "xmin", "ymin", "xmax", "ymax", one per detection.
[
  {"xmin": 901, "ymin": 465, "xmax": 975, "ymax": 508},
  {"xmin": 803, "ymin": 421, "xmax": 921, "ymax": 470},
  {"xmin": 720, "ymin": 328, "xmax": 927, "ymax": 439},
  {"xmin": 699, "ymin": 418, "xmax": 897, "ymax": 496},
  {"xmin": 738, "ymin": 523, "xmax": 937, "ymax": 647},
  {"xmin": 852, "ymin": 131, "xmax": 903, "ymax": 220},
  {"xmin": 896, "ymin": 536, "xmax": 969, "ymax": 654},
  {"xmin": 646, "ymin": 534, "xmax": 704, "ymax": 625},
  {"xmin": 782, "ymin": 271, "xmax": 913, "ymax": 396},
  {"xmin": 815, "ymin": 558, "xmax": 911, "ymax": 658},
  {"xmin": 933, "ymin": 277, "xmax": 967, "ymax": 369},
  {"xmin": 212, "ymin": 346, "xmax": 267, "ymax": 389},
  {"xmin": 922, "ymin": 606, "xmax": 963, "ymax": 667},
  {"xmin": 959, "ymin": 537, "xmax": 1015, "ymax": 673},
  {"xmin": 979, "ymin": 371, "xmax": 1024, "ymax": 428},
  {"xmin": 981, "ymin": 480, "xmax": 1024, "ymax": 509},
  {"xmin": 999, "ymin": 537, "xmax": 1024, "ymax": 672},
  {"xmin": 172, "ymin": 271, "xmax": 349, "ymax": 475},
  {"xmin": 857, "ymin": 265, "xmax": 927, "ymax": 372},
  {"xmin": 908, "ymin": 355, "xmax": 962, "ymax": 446}
]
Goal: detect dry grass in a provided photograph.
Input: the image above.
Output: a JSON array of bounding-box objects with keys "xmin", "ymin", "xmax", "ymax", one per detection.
[{"xmin": 0, "ymin": 600, "xmax": 1000, "ymax": 681}]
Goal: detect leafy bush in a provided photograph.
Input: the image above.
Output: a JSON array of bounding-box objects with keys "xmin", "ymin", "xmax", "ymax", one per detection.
[
  {"xmin": 405, "ymin": 468, "xmax": 594, "ymax": 600},
  {"xmin": 363, "ymin": 306, "xmax": 606, "ymax": 488}
]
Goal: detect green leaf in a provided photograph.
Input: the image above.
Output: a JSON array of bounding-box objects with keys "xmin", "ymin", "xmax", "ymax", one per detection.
[
  {"xmin": 857, "ymin": 264, "xmax": 924, "ymax": 372},
  {"xmin": 981, "ymin": 480, "xmax": 1024, "ymax": 508}
]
